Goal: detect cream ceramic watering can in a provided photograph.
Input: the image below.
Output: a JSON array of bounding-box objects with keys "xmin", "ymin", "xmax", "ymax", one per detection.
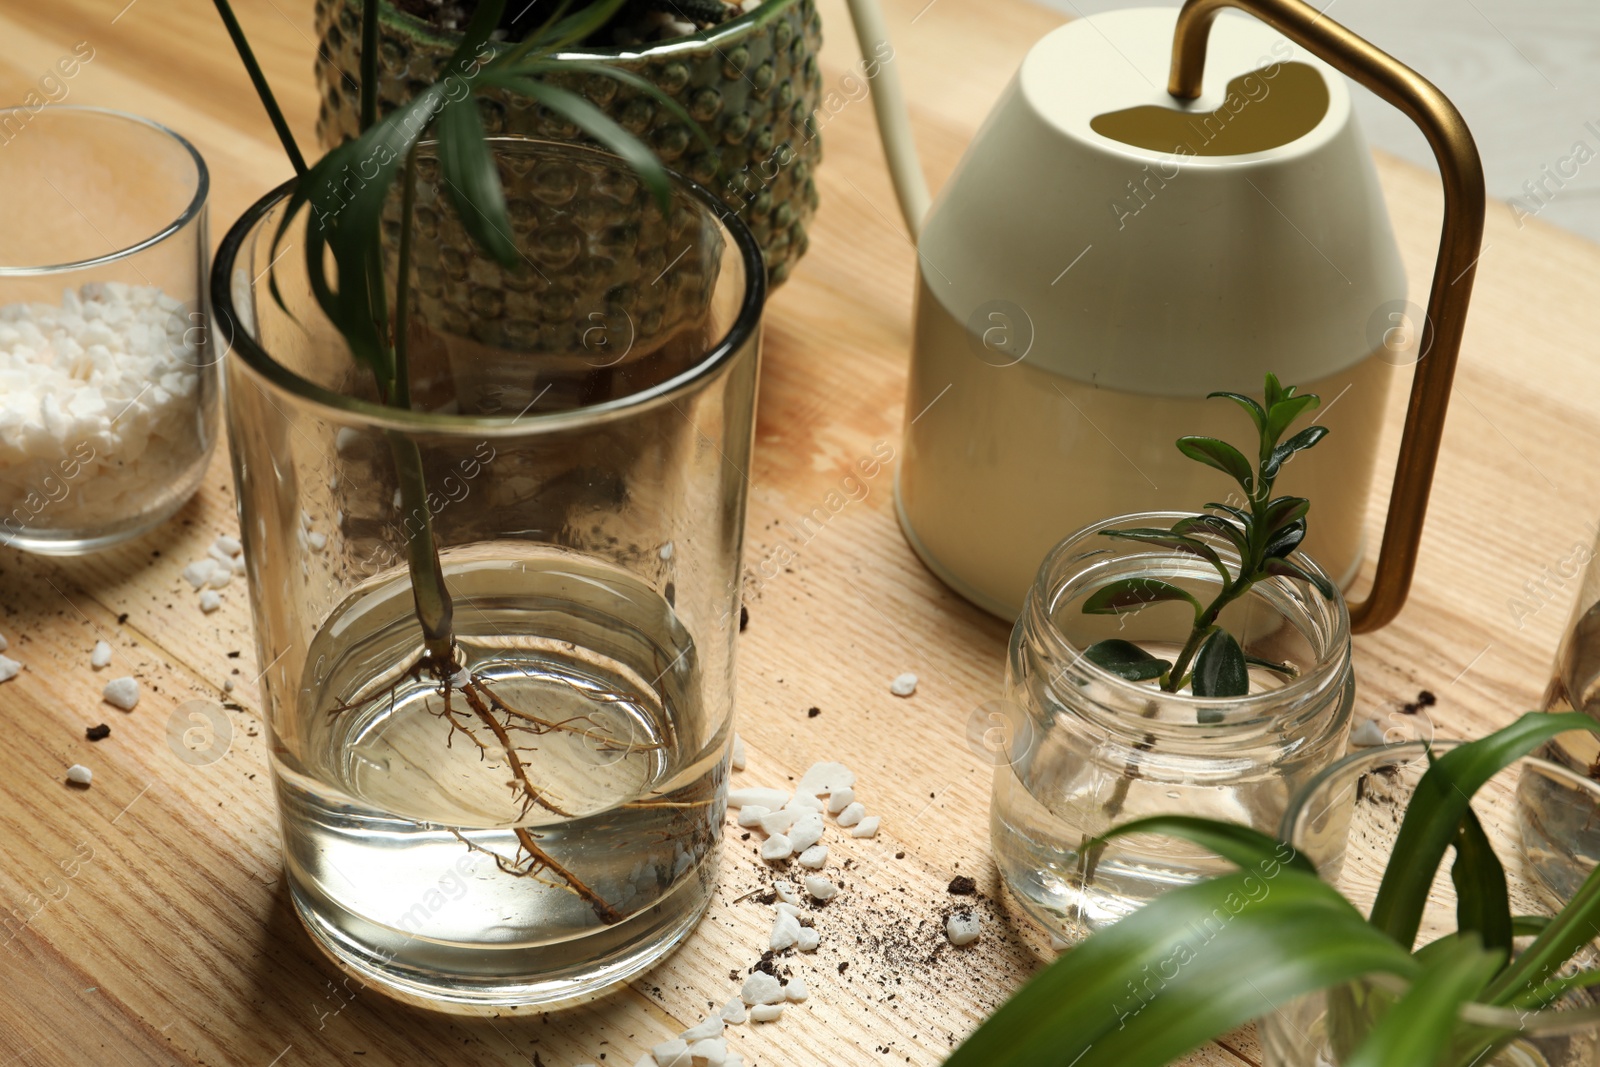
[{"xmin": 845, "ymin": 0, "xmax": 1485, "ymax": 630}]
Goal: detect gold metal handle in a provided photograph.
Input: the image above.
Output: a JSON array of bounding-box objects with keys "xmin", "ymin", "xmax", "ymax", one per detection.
[{"xmin": 1169, "ymin": 0, "xmax": 1485, "ymax": 633}]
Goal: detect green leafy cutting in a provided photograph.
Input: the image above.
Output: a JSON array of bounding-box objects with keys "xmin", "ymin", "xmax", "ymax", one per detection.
[
  {"xmin": 946, "ymin": 713, "xmax": 1600, "ymax": 1067},
  {"xmin": 1081, "ymin": 373, "xmax": 1332, "ymax": 698}
]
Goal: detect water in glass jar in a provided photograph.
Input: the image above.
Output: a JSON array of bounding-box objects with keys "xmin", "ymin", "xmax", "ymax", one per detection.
[{"xmin": 273, "ymin": 552, "xmax": 726, "ymax": 1007}]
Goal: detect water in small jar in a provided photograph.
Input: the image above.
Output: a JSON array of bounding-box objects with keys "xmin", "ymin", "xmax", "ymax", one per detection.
[{"xmin": 274, "ymin": 553, "xmax": 725, "ymax": 1005}]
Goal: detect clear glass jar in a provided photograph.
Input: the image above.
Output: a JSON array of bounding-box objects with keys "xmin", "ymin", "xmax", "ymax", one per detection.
[
  {"xmin": 0, "ymin": 106, "xmax": 215, "ymax": 554},
  {"xmin": 992, "ymin": 511, "xmax": 1354, "ymax": 940},
  {"xmin": 214, "ymin": 140, "xmax": 763, "ymax": 1008},
  {"xmin": 1261, "ymin": 741, "xmax": 1600, "ymax": 1066}
]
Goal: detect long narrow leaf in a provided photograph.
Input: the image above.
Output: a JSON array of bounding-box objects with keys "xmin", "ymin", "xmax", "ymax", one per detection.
[
  {"xmin": 436, "ymin": 98, "xmax": 520, "ymax": 266},
  {"xmin": 1484, "ymin": 858, "xmax": 1600, "ymax": 1004},
  {"xmin": 516, "ymin": 59, "xmax": 713, "ymax": 153},
  {"xmin": 1081, "ymin": 577, "xmax": 1201, "ymax": 618},
  {"xmin": 1091, "ymin": 815, "xmax": 1316, "ymax": 876},
  {"xmin": 1341, "ymin": 936, "xmax": 1504, "ymax": 1067},
  {"xmin": 1368, "ymin": 712, "xmax": 1600, "ymax": 951},
  {"xmin": 1451, "ymin": 806, "xmax": 1514, "ymax": 962},
  {"xmin": 1102, "ymin": 528, "xmax": 1230, "ymax": 585},
  {"xmin": 944, "ymin": 869, "xmax": 1417, "ymax": 1067}
]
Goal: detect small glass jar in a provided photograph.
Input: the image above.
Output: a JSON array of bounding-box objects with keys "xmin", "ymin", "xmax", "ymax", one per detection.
[
  {"xmin": 991, "ymin": 511, "xmax": 1354, "ymax": 940},
  {"xmin": 0, "ymin": 106, "xmax": 214, "ymax": 554},
  {"xmin": 215, "ymin": 140, "xmax": 763, "ymax": 1008},
  {"xmin": 1260, "ymin": 741, "xmax": 1600, "ymax": 1066}
]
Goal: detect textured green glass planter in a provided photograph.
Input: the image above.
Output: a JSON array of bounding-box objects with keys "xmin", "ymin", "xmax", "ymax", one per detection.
[{"xmin": 313, "ymin": 0, "xmax": 823, "ymax": 288}]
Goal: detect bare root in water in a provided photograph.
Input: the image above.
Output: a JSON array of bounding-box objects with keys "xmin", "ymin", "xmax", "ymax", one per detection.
[{"xmin": 329, "ymin": 648, "xmax": 667, "ymax": 926}]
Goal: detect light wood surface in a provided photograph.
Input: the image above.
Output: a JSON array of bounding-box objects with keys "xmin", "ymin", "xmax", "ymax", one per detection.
[{"xmin": 3, "ymin": 1, "xmax": 1600, "ymax": 1065}]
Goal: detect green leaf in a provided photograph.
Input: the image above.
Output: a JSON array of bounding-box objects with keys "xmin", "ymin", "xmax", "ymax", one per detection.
[
  {"xmin": 1484, "ymin": 857, "xmax": 1600, "ymax": 1005},
  {"xmin": 1263, "ymin": 518, "xmax": 1307, "ymax": 560},
  {"xmin": 1451, "ymin": 806, "xmax": 1514, "ymax": 963},
  {"xmin": 1173, "ymin": 514, "xmax": 1247, "ymax": 555},
  {"xmin": 1092, "ymin": 814, "xmax": 1317, "ymax": 876},
  {"xmin": 1341, "ymin": 935, "xmax": 1505, "ymax": 1067},
  {"xmin": 1414, "ymin": 916, "xmax": 1550, "ymax": 967},
  {"xmin": 515, "ymin": 59, "xmax": 714, "ymax": 154},
  {"xmin": 1081, "ymin": 577, "xmax": 1201, "ymax": 619},
  {"xmin": 1101, "ymin": 527, "xmax": 1229, "ymax": 584},
  {"xmin": 1177, "ymin": 436, "xmax": 1254, "ymax": 492},
  {"xmin": 1263, "ymin": 372, "xmax": 1287, "ymax": 410},
  {"xmin": 1262, "ymin": 496, "xmax": 1311, "ymax": 533},
  {"xmin": 1369, "ymin": 712, "xmax": 1600, "ymax": 952},
  {"xmin": 481, "ymin": 75, "xmax": 674, "ymax": 212},
  {"xmin": 942, "ymin": 869, "xmax": 1418, "ymax": 1067},
  {"xmin": 1082, "ymin": 639, "xmax": 1171, "ymax": 682},
  {"xmin": 1507, "ymin": 965, "xmax": 1600, "ymax": 1012},
  {"xmin": 1263, "ymin": 424, "xmax": 1330, "ymax": 480},
  {"xmin": 436, "ymin": 97, "xmax": 520, "ymax": 267},
  {"xmin": 1208, "ymin": 390, "xmax": 1267, "ymax": 436},
  {"xmin": 1192, "ymin": 629, "xmax": 1249, "ymax": 698},
  {"xmin": 1263, "ymin": 556, "xmax": 1336, "ymax": 599},
  {"xmin": 1205, "ymin": 501, "xmax": 1254, "ymax": 532},
  {"xmin": 1266, "ymin": 393, "xmax": 1320, "ymax": 445}
]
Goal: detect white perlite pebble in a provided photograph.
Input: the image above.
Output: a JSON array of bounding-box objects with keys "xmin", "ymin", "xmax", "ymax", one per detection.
[
  {"xmin": 688, "ymin": 1038, "xmax": 727, "ymax": 1065},
  {"xmin": 775, "ymin": 902, "xmax": 803, "ymax": 919},
  {"xmin": 720, "ymin": 997, "xmax": 748, "ymax": 1024},
  {"xmin": 773, "ymin": 880, "xmax": 800, "ymax": 906},
  {"xmin": 731, "ymin": 733, "xmax": 746, "ymax": 771},
  {"xmin": 786, "ymin": 975, "xmax": 809, "ymax": 1002},
  {"xmin": 749, "ymin": 1003, "xmax": 784, "ymax": 1023},
  {"xmin": 199, "ymin": 590, "xmax": 223, "ymax": 613},
  {"xmin": 0, "ymin": 285, "xmax": 202, "ymax": 532},
  {"xmin": 850, "ymin": 815, "xmax": 881, "ymax": 839},
  {"xmin": 206, "ymin": 564, "xmax": 231, "ymax": 589},
  {"xmin": 680, "ymin": 1016, "xmax": 723, "ymax": 1042},
  {"xmin": 804, "ymin": 876, "xmax": 839, "ymax": 902},
  {"xmin": 836, "ymin": 802, "xmax": 866, "ymax": 827},
  {"xmin": 102, "ymin": 676, "xmax": 139, "ymax": 710},
  {"xmin": 1350, "ymin": 719, "xmax": 1386, "ymax": 747},
  {"xmin": 728, "ymin": 786, "xmax": 789, "ymax": 809},
  {"xmin": 890, "ymin": 672, "xmax": 919, "ymax": 697},
  {"xmin": 783, "ymin": 792, "xmax": 825, "ymax": 813},
  {"xmin": 66, "ymin": 764, "xmax": 92, "ymax": 786},
  {"xmin": 946, "ymin": 911, "xmax": 981, "ymax": 946},
  {"xmin": 650, "ymin": 1039, "xmax": 690, "ymax": 1067},
  {"xmin": 770, "ymin": 910, "xmax": 801, "ymax": 950},
  {"xmin": 214, "ymin": 534, "xmax": 242, "ymax": 556},
  {"xmin": 182, "ymin": 559, "xmax": 217, "ymax": 589},
  {"xmin": 90, "ymin": 640, "xmax": 112, "ymax": 669},
  {"xmin": 306, "ymin": 530, "xmax": 327, "ymax": 551},
  {"xmin": 797, "ymin": 844, "xmax": 829, "ymax": 870},
  {"xmin": 736, "ymin": 805, "xmax": 770, "ymax": 829},
  {"xmin": 797, "ymin": 761, "xmax": 855, "ymax": 795},
  {"xmin": 760, "ymin": 834, "xmax": 794, "ymax": 862},
  {"xmin": 758, "ymin": 809, "xmax": 799, "ymax": 836},
  {"xmin": 659, "ymin": 541, "xmax": 673, "ymax": 561},
  {"xmin": 0, "ymin": 654, "xmax": 20, "ymax": 683},
  {"xmin": 797, "ymin": 926, "xmax": 821, "ymax": 952},
  {"xmin": 223, "ymin": 677, "xmax": 235, "ymax": 693},
  {"xmin": 824, "ymin": 787, "xmax": 855, "ymax": 815},
  {"xmin": 741, "ymin": 971, "xmax": 785, "ymax": 1006},
  {"xmin": 788, "ymin": 812, "xmax": 826, "ymax": 851}
]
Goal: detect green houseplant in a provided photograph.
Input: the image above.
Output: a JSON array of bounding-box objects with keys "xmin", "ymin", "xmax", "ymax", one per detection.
[
  {"xmin": 960, "ymin": 713, "xmax": 1600, "ymax": 1067},
  {"xmin": 213, "ymin": 0, "xmax": 763, "ymax": 1005}
]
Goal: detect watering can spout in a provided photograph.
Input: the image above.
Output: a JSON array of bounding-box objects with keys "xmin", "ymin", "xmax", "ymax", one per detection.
[{"xmin": 845, "ymin": 0, "xmax": 932, "ymax": 238}]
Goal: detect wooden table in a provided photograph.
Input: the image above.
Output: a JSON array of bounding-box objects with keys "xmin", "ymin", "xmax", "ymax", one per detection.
[{"xmin": 3, "ymin": 1, "xmax": 1600, "ymax": 1064}]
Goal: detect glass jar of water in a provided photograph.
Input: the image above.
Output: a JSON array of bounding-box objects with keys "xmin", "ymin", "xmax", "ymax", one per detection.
[
  {"xmin": 990, "ymin": 511, "xmax": 1354, "ymax": 941},
  {"xmin": 213, "ymin": 140, "xmax": 763, "ymax": 1008}
]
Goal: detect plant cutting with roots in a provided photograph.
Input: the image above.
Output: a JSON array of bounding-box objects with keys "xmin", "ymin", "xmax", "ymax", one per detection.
[
  {"xmin": 950, "ymin": 713, "xmax": 1600, "ymax": 1067},
  {"xmin": 214, "ymin": 0, "xmax": 706, "ymax": 924},
  {"xmin": 1081, "ymin": 372, "xmax": 1333, "ymax": 699}
]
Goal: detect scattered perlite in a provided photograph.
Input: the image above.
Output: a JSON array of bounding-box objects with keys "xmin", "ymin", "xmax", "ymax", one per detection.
[
  {"xmin": 90, "ymin": 639, "xmax": 112, "ymax": 669},
  {"xmin": 770, "ymin": 910, "xmax": 801, "ymax": 950},
  {"xmin": 773, "ymin": 880, "xmax": 800, "ymax": 906},
  {"xmin": 824, "ymin": 787, "xmax": 855, "ymax": 814},
  {"xmin": 102, "ymin": 676, "xmax": 139, "ymax": 710},
  {"xmin": 836, "ymin": 802, "xmax": 866, "ymax": 827},
  {"xmin": 797, "ymin": 927, "xmax": 821, "ymax": 952},
  {"xmin": 890, "ymin": 671, "xmax": 919, "ymax": 697},
  {"xmin": 849, "ymin": 815, "xmax": 881, "ymax": 839},
  {"xmin": 786, "ymin": 975, "xmax": 809, "ymax": 1002},
  {"xmin": 797, "ymin": 844, "xmax": 829, "ymax": 870},
  {"xmin": 0, "ymin": 284, "xmax": 202, "ymax": 532},
  {"xmin": 659, "ymin": 541, "xmax": 673, "ymax": 561},
  {"xmin": 776, "ymin": 902, "xmax": 803, "ymax": 919},
  {"xmin": 199, "ymin": 589, "xmax": 222, "ymax": 613},
  {"xmin": 729, "ymin": 786, "xmax": 788, "ymax": 809},
  {"xmin": 687, "ymin": 1038, "xmax": 726, "ymax": 1064},
  {"xmin": 215, "ymin": 534, "xmax": 242, "ymax": 556},
  {"xmin": 1349, "ymin": 719, "xmax": 1386, "ymax": 747},
  {"xmin": 720, "ymin": 998, "xmax": 747, "ymax": 1024},
  {"xmin": 749, "ymin": 1003, "xmax": 784, "ymax": 1023},
  {"xmin": 680, "ymin": 1017, "xmax": 723, "ymax": 1042},
  {"xmin": 788, "ymin": 812, "xmax": 826, "ymax": 851},
  {"xmin": 736, "ymin": 805, "xmax": 770, "ymax": 828},
  {"xmin": 783, "ymin": 793, "xmax": 825, "ymax": 813},
  {"xmin": 797, "ymin": 761, "xmax": 855, "ymax": 795},
  {"xmin": 741, "ymin": 971, "xmax": 785, "ymax": 1006},
  {"xmin": 803, "ymin": 875, "xmax": 839, "ymax": 902},
  {"xmin": 66, "ymin": 763, "xmax": 92, "ymax": 786},
  {"xmin": 650, "ymin": 1038, "xmax": 690, "ymax": 1067},
  {"xmin": 946, "ymin": 911, "xmax": 981, "ymax": 946},
  {"xmin": 759, "ymin": 834, "xmax": 794, "ymax": 862},
  {"xmin": 306, "ymin": 530, "xmax": 327, "ymax": 551},
  {"xmin": 731, "ymin": 733, "xmax": 746, "ymax": 771},
  {"xmin": 0, "ymin": 654, "xmax": 19, "ymax": 683},
  {"xmin": 758, "ymin": 808, "xmax": 799, "ymax": 836}
]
